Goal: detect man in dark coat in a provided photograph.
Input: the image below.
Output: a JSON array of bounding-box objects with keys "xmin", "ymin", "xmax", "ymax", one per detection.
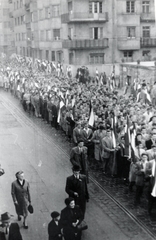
[
  {"xmin": 70, "ymin": 140, "xmax": 88, "ymax": 182},
  {"xmin": 48, "ymin": 211, "xmax": 62, "ymax": 240},
  {"xmin": 65, "ymin": 165, "xmax": 89, "ymax": 219},
  {"xmin": 0, "ymin": 212, "xmax": 23, "ymax": 240}
]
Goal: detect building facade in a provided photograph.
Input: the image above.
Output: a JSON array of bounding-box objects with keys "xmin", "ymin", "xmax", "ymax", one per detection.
[
  {"xmin": 2, "ymin": 0, "xmax": 156, "ymax": 73},
  {"xmin": 0, "ymin": 0, "xmax": 14, "ymax": 55}
]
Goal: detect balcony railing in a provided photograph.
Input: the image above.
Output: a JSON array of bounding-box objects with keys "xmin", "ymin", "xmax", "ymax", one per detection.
[
  {"xmin": 61, "ymin": 12, "xmax": 108, "ymax": 23},
  {"xmin": 117, "ymin": 38, "xmax": 140, "ymax": 50},
  {"xmin": 140, "ymin": 38, "xmax": 156, "ymax": 47},
  {"xmin": 140, "ymin": 12, "xmax": 155, "ymax": 22},
  {"xmin": 62, "ymin": 38, "xmax": 109, "ymax": 49}
]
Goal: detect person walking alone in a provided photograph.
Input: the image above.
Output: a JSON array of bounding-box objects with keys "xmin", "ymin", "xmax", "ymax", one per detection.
[{"xmin": 11, "ymin": 171, "xmax": 31, "ymax": 229}]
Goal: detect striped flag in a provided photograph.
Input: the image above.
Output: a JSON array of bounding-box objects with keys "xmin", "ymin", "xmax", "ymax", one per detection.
[
  {"xmin": 111, "ymin": 116, "xmax": 117, "ymax": 148},
  {"xmin": 57, "ymin": 100, "xmax": 65, "ymax": 123},
  {"xmin": 124, "ymin": 115, "xmax": 131, "ymax": 159},
  {"xmin": 96, "ymin": 68, "xmax": 99, "ymax": 82},
  {"xmin": 88, "ymin": 100, "xmax": 95, "ymax": 127}
]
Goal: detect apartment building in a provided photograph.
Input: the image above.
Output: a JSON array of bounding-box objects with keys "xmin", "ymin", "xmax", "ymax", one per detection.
[
  {"xmin": 0, "ymin": 0, "xmax": 14, "ymax": 55},
  {"xmin": 5, "ymin": 0, "xmax": 156, "ymax": 72}
]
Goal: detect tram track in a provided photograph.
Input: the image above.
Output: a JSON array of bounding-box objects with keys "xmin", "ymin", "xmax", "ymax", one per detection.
[{"xmin": 1, "ymin": 94, "xmax": 156, "ymax": 240}]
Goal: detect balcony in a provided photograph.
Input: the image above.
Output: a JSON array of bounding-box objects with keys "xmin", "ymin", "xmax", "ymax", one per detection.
[
  {"xmin": 61, "ymin": 12, "xmax": 108, "ymax": 23},
  {"xmin": 117, "ymin": 38, "xmax": 140, "ymax": 50},
  {"xmin": 140, "ymin": 12, "xmax": 155, "ymax": 22},
  {"xmin": 140, "ymin": 38, "xmax": 156, "ymax": 48},
  {"xmin": 62, "ymin": 38, "xmax": 109, "ymax": 50}
]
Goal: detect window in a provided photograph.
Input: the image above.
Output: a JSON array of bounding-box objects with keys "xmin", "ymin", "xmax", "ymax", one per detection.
[
  {"xmin": 21, "ymin": 16, "xmax": 24, "ymax": 24},
  {"xmin": 53, "ymin": 29, "xmax": 60, "ymax": 40},
  {"xmin": 51, "ymin": 51, "xmax": 55, "ymax": 61},
  {"xmin": 40, "ymin": 30, "xmax": 44, "ymax": 41},
  {"xmin": 39, "ymin": 9, "xmax": 44, "ymax": 20},
  {"xmin": 14, "ymin": 2, "xmax": 16, "ymax": 9},
  {"xmin": 126, "ymin": 1, "xmax": 135, "ymax": 13},
  {"xmin": 57, "ymin": 51, "xmax": 63, "ymax": 62},
  {"xmin": 17, "ymin": 1, "xmax": 19, "ymax": 9},
  {"xmin": 123, "ymin": 51, "xmax": 133, "ymax": 57},
  {"xmin": 142, "ymin": 50, "xmax": 150, "ymax": 56},
  {"xmin": 68, "ymin": 1, "xmax": 73, "ymax": 13},
  {"xmin": 89, "ymin": 27, "xmax": 103, "ymax": 39},
  {"xmin": 20, "ymin": 0, "xmax": 23, "ymax": 8},
  {"xmin": 45, "ymin": 7, "xmax": 51, "ymax": 18},
  {"xmin": 39, "ymin": 50, "xmax": 42, "ymax": 59},
  {"xmin": 4, "ymin": 35, "xmax": 8, "ymax": 42},
  {"xmin": 89, "ymin": 2, "xmax": 102, "ymax": 13},
  {"xmin": 69, "ymin": 52, "xmax": 74, "ymax": 64},
  {"xmin": 142, "ymin": 26, "xmax": 150, "ymax": 37},
  {"xmin": 142, "ymin": 1, "xmax": 150, "ymax": 13},
  {"xmin": 89, "ymin": 53, "xmax": 104, "ymax": 64},
  {"xmin": 3, "ymin": 9, "xmax": 9, "ymax": 16},
  {"xmin": 15, "ymin": 18, "xmax": 17, "ymax": 26},
  {"xmin": 4, "ymin": 22, "xmax": 9, "ymax": 28},
  {"xmin": 22, "ymin": 33, "xmax": 26, "ymax": 40},
  {"xmin": 46, "ymin": 30, "xmax": 51, "ymax": 41},
  {"xmin": 52, "ymin": 5, "xmax": 60, "ymax": 17},
  {"xmin": 46, "ymin": 50, "xmax": 49, "ymax": 60},
  {"xmin": 127, "ymin": 27, "xmax": 136, "ymax": 38}
]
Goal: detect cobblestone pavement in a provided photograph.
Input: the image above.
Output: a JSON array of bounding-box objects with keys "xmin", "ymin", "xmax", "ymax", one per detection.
[{"xmin": 1, "ymin": 89, "xmax": 156, "ymax": 240}]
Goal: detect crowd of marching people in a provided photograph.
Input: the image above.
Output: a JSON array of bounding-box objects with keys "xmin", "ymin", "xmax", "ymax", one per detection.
[{"xmin": 1, "ymin": 54, "xmax": 156, "ymax": 238}]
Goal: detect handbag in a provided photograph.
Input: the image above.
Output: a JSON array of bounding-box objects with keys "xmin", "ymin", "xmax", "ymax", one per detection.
[
  {"xmin": 28, "ymin": 204, "xmax": 34, "ymax": 214},
  {"xmin": 0, "ymin": 168, "xmax": 5, "ymax": 176},
  {"xmin": 77, "ymin": 220, "xmax": 88, "ymax": 231}
]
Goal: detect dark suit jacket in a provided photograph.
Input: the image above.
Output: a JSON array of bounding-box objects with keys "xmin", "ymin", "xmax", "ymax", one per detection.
[
  {"xmin": 81, "ymin": 129, "xmax": 93, "ymax": 144},
  {"xmin": 0, "ymin": 222, "xmax": 23, "ymax": 240},
  {"xmin": 73, "ymin": 127, "xmax": 83, "ymax": 144},
  {"xmin": 145, "ymin": 139, "xmax": 154, "ymax": 150},
  {"xmin": 70, "ymin": 146, "xmax": 88, "ymax": 174},
  {"xmin": 48, "ymin": 220, "xmax": 62, "ymax": 240},
  {"xmin": 65, "ymin": 174, "xmax": 89, "ymax": 201}
]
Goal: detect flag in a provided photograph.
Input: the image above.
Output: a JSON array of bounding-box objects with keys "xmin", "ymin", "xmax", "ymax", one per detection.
[
  {"xmin": 88, "ymin": 101, "xmax": 94, "ymax": 127},
  {"xmin": 124, "ymin": 115, "xmax": 131, "ymax": 158},
  {"xmin": 57, "ymin": 100, "xmax": 65, "ymax": 123},
  {"xmin": 96, "ymin": 68, "xmax": 99, "ymax": 82},
  {"xmin": 111, "ymin": 116, "xmax": 117, "ymax": 148},
  {"xmin": 130, "ymin": 122, "xmax": 137, "ymax": 162}
]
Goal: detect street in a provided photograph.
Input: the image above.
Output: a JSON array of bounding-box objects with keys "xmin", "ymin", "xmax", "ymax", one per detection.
[{"xmin": 0, "ymin": 91, "xmax": 153, "ymax": 240}]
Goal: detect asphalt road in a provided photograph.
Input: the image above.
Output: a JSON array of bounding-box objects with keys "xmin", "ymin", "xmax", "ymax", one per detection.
[{"xmin": 0, "ymin": 90, "xmax": 153, "ymax": 240}]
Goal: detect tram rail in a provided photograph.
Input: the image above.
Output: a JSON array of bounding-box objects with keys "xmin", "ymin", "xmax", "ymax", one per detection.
[{"xmin": 1, "ymin": 94, "xmax": 156, "ymax": 240}]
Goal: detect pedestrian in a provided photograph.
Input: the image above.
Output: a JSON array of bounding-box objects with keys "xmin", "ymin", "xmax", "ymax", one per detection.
[
  {"xmin": 65, "ymin": 165, "xmax": 89, "ymax": 219},
  {"xmin": 101, "ymin": 128, "xmax": 115, "ymax": 176},
  {"xmin": 48, "ymin": 211, "xmax": 63, "ymax": 240},
  {"xmin": 70, "ymin": 140, "xmax": 88, "ymax": 181},
  {"xmin": 60, "ymin": 197, "xmax": 83, "ymax": 240},
  {"xmin": 0, "ymin": 212, "xmax": 23, "ymax": 240},
  {"xmin": 134, "ymin": 153, "xmax": 149, "ymax": 206},
  {"xmin": 11, "ymin": 171, "xmax": 31, "ymax": 229}
]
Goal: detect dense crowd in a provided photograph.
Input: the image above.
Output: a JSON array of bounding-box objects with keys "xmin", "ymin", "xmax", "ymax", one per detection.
[{"xmin": 1, "ymin": 55, "xmax": 156, "ymax": 239}]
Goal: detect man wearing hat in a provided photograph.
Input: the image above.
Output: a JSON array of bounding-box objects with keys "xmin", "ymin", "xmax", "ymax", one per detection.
[
  {"xmin": 65, "ymin": 165, "xmax": 89, "ymax": 219},
  {"xmin": 48, "ymin": 211, "xmax": 63, "ymax": 240},
  {"xmin": 70, "ymin": 140, "xmax": 88, "ymax": 182},
  {"xmin": 0, "ymin": 212, "xmax": 23, "ymax": 240}
]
